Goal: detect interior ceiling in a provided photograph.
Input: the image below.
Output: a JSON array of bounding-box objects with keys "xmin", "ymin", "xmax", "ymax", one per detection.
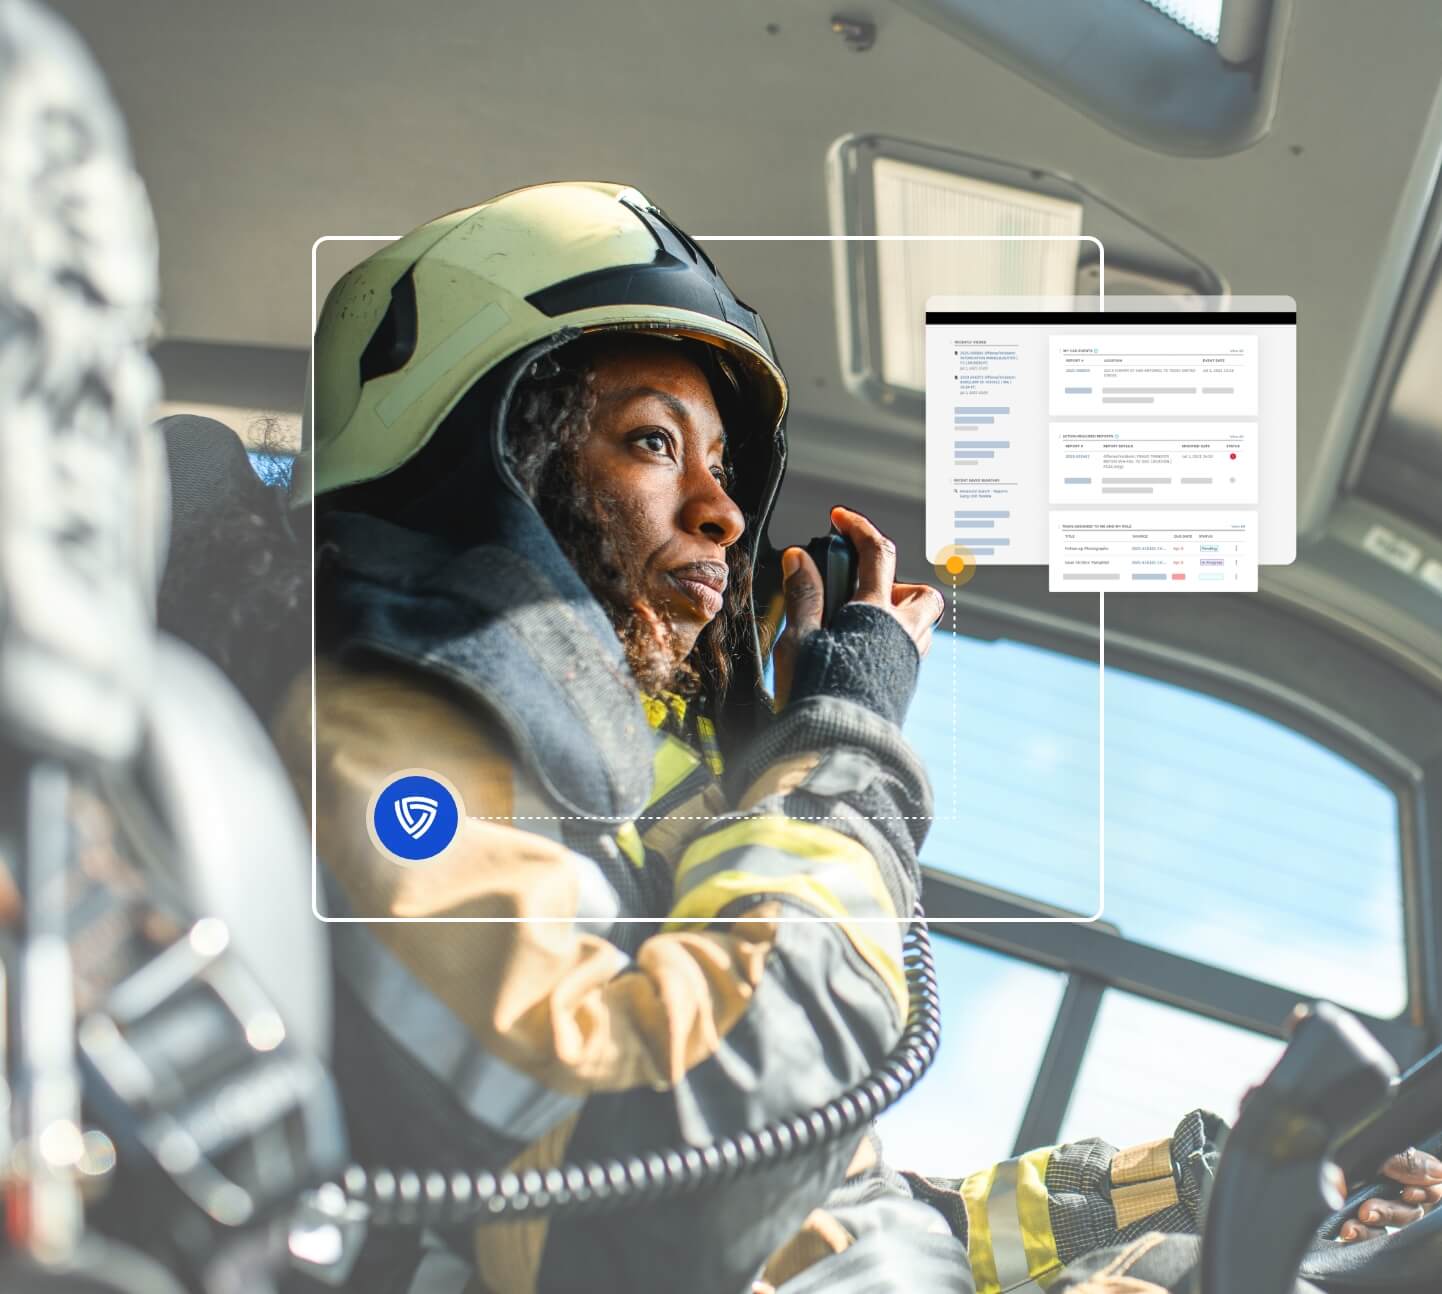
[{"xmin": 51, "ymin": 0, "xmax": 1442, "ymax": 537}]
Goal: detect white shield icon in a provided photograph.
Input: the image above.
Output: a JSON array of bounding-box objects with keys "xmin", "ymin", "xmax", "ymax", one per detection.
[{"xmin": 395, "ymin": 794, "xmax": 440, "ymax": 840}]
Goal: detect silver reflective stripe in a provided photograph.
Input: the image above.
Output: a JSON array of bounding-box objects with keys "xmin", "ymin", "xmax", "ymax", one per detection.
[
  {"xmin": 333, "ymin": 922, "xmax": 583, "ymax": 1143},
  {"xmin": 989, "ymin": 1159, "xmax": 1050, "ymax": 1293}
]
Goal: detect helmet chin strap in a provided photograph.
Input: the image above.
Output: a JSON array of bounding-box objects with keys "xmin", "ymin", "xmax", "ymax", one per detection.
[{"xmin": 486, "ymin": 330, "xmax": 586, "ymax": 506}]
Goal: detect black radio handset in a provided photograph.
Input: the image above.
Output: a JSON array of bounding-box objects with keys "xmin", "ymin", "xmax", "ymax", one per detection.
[
  {"xmin": 801, "ymin": 525, "xmax": 859, "ymax": 628},
  {"xmin": 753, "ymin": 525, "xmax": 860, "ymax": 668}
]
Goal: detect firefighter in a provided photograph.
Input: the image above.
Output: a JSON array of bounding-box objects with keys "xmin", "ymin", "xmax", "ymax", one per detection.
[
  {"xmin": 281, "ymin": 180, "xmax": 951, "ymax": 1292},
  {"xmin": 277, "ymin": 182, "xmax": 1439, "ymax": 1294}
]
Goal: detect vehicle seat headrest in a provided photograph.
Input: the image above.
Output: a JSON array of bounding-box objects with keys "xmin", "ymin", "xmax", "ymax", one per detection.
[{"xmin": 158, "ymin": 414, "xmax": 270, "ymax": 555}]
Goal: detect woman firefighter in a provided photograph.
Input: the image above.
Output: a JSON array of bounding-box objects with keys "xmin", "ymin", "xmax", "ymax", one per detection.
[{"xmin": 281, "ymin": 182, "xmax": 1440, "ymax": 1294}]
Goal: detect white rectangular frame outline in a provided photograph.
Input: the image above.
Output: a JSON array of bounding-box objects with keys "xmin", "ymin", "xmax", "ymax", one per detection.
[{"xmin": 308, "ymin": 233, "xmax": 1107, "ymax": 925}]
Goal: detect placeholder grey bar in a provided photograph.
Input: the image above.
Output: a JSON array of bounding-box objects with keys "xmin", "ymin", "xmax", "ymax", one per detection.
[
  {"xmin": 954, "ymin": 510, "xmax": 1009, "ymax": 517},
  {"xmin": 958, "ymin": 451, "xmax": 994, "ymax": 459},
  {"xmin": 955, "ymin": 424, "xmax": 982, "ymax": 431},
  {"xmin": 954, "ymin": 407, "xmax": 1010, "ymax": 415},
  {"xmin": 1102, "ymin": 396, "xmax": 1154, "ymax": 404},
  {"xmin": 1201, "ymin": 386, "xmax": 1234, "ymax": 393},
  {"xmin": 1180, "ymin": 476, "xmax": 1213, "ymax": 484},
  {"xmin": 955, "ymin": 460, "xmax": 978, "ymax": 466},
  {"xmin": 1102, "ymin": 477, "xmax": 1169, "ymax": 484},
  {"xmin": 1063, "ymin": 574, "xmax": 1119, "ymax": 581},
  {"xmin": 958, "ymin": 537, "xmax": 1009, "ymax": 546},
  {"xmin": 1102, "ymin": 487, "xmax": 1154, "ymax": 494},
  {"xmin": 954, "ymin": 441, "xmax": 1009, "ymax": 449},
  {"xmin": 1063, "ymin": 477, "xmax": 1091, "ymax": 484},
  {"xmin": 954, "ymin": 415, "xmax": 995, "ymax": 424},
  {"xmin": 967, "ymin": 548, "xmax": 995, "ymax": 556},
  {"xmin": 1064, "ymin": 386, "xmax": 1092, "ymax": 394},
  {"xmin": 1103, "ymin": 387, "xmax": 1196, "ymax": 394},
  {"xmin": 1132, "ymin": 573, "xmax": 1168, "ymax": 581},
  {"xmin": 953, "ymin": 520, "xmax": 994, "ymax": 528}
]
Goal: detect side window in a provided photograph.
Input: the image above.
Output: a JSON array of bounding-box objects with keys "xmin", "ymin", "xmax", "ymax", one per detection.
[
  {"xmin": 895, "ymin": 628, "xmax": 1408, "ymax": 1155},
  {"xmin": 1058, "ymin": 992, "xmax": 1282, "ymax": 1148},
  {"xmin": 248, "ymin": 449, "xmax": 296, "ymax": 488},
  {"xmin": 876, "ymin": 939, "xmax": 1065, "ymax": 1175},
  {"xmin": 907, "ymin": 633, "xmax": 1407, "ymax": 1017}
]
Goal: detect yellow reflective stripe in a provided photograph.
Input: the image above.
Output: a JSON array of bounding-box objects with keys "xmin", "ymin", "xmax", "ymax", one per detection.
[
  {"xmin": 670, "ymin": 867, "xmax": 846, "ymax": 921},
  {"xmin": 963, "ymin": 1149, "xmax": 1062, "ymax": 1294},
  {"xmin": 614, "ymin": 821, "xmax": 645, "ymax": 869},
  {"xmin": 641, "ymin": 690, "xmax": 688, "ymax": 730},
  {"xmin": 649, "ymin": 734, "xmax": 701, "ymax": 805},
  {"xmin": 674, "ymin": 815, "xmax": 896, "ymax": 919},
  {"xmin": 681, "ymin": 814, "xmax": 874, "ymax": 873},
  {"xmin": 696, "ymin": 715, "xmax": 724, "ymax": 776},
  {"xmin": 664, "ymin": 870, "xmax": 906, "ymax": 1013}
]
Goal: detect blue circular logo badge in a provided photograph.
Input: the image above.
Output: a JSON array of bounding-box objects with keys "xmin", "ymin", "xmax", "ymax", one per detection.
[{"xmin": 367, "ymin": 770, "xmax": 462, "ymax": 865}]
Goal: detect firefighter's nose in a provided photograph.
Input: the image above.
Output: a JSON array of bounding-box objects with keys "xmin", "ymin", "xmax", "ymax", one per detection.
[{"xmin": 683, "ymin": 469, "xmax": 745, "ymax": 548}]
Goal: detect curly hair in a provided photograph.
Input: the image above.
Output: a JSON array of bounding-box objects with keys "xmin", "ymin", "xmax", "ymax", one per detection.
[{"xmin": 156, "ymin": 449, "xmax": 308, "ymax": 723}]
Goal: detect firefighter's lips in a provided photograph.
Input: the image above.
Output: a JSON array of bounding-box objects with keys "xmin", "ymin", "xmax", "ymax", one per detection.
[{"xmin": 667, "ymin": 564, "xmax": 727, "ymax": 619}]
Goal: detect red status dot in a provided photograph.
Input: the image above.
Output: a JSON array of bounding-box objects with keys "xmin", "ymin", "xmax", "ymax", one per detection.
[{"xmin": 1229, "ymin": 452, "xmax": 1237, "ymax": 459}]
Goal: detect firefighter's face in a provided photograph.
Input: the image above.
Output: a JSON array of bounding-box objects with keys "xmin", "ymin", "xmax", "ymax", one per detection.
[{"xmin": 577, "ymin": 346, "xmax": 745, "ymax": 660}]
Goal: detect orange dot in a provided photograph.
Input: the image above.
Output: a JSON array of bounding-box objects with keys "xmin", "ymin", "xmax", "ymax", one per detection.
[{"xmin": 945, "ymin": 555, "xmax": 966, "ymax": 575}]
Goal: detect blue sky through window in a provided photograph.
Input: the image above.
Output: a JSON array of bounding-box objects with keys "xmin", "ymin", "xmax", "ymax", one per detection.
[
  {"xmin": 247, "ymin": 449, "xmax": 295, "ymax": 488},
  {"xmin": 1058, "ymin": 990, "xmax": 1283, "ymax": 1149},
  {"xmin": 876, "ymin": 937, "xmax": 1065, "ymax": 1175},
  {"xmin": 906, "ymin": 630, "xmax": 1406, "ymax": 1019},
  {"xmin": 1140, "ymin": 0, "xmax": 1224, "ymax": 44}
]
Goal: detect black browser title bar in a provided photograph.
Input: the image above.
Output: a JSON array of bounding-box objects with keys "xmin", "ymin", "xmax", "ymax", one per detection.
[{"xmin": 926, "ymin": 311, "xmax": 1297, "ymax": 326}]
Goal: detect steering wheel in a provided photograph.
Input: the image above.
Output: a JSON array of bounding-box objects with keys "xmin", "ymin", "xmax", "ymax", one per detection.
[
  {"xmin": 1296, "ymin": 1202, "xmax": 1442, "ymax": 1293},
  {"xmin": 1294, "ymin": 1132, "xmax": 1442, "ymax": 1293},
  {"xmin": 1199, "ymin": 1004, "xmax": 1442, "ymax": 1294}
]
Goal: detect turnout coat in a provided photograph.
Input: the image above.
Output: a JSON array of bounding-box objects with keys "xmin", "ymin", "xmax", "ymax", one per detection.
[{"xmin": 274, "ymin": 510, "xmax": 1220, "ymax": 1294}]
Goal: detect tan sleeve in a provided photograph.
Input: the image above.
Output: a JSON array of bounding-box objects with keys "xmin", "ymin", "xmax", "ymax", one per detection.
[{"xmin": 274, "ymin": 659, "xmax": 778, "ymax": 1098}]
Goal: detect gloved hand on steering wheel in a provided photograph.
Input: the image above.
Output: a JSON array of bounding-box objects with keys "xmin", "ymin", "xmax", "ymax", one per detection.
[{"xmin": 1335, "ymin": 1147, "xmax": 1442, "ymax": 1242}]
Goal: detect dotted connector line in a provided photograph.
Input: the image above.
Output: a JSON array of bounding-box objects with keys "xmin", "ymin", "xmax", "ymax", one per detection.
[
  {"xmin": 951, "ymin": 568, "xmax": 958, "ymax": 822},
  {"xmin": 466, "ymin": 816, "xmax": 943, "ymax": 822}
]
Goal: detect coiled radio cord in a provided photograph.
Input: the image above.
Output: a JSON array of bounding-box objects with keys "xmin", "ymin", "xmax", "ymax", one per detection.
[{"xmin": 341, "ymin": 905, "xmax": 941, "ymax": 1226}]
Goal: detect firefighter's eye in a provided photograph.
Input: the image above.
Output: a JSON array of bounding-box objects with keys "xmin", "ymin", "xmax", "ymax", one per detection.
[{"xmin": 633, "ymin": 428, "xmax": 676, "ymax": 458}]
